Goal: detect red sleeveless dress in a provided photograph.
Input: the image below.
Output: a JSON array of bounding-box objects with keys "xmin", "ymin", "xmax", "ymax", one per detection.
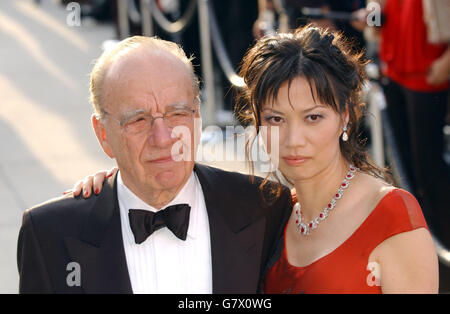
[{"xmin": 263, "ymin": 188, "xmax": 428, "ymax": 294}]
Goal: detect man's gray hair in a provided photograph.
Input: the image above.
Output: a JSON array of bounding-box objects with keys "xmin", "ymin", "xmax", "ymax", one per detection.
[{"xmin": 89, "ymin": 36, "xmax": 200, "ymax": 119}]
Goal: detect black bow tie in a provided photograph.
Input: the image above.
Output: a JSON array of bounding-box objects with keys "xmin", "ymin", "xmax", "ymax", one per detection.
[{"xmin": 128, "ymin": 204, "xmax": 191, "ymax": 244}]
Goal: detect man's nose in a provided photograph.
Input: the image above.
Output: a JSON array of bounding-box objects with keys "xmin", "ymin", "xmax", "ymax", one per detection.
[{"xmin": 149, "ymin": 117, "xmax": 174, "ymax": 147}]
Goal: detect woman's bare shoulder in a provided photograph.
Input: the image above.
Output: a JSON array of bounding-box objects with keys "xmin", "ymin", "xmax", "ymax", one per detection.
[{"xmin": 352, "ymin": 172, "xmax": 396, "ymax": 210}]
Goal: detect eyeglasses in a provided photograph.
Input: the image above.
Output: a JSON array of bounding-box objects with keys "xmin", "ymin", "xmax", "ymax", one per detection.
[{"xmin": 101, "ymin": 104, "xmax": 196, "ymax": 135}]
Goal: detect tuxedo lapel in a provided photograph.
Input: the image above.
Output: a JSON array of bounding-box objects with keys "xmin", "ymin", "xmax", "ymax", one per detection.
[
  {"xmin": 194, "ymin": 164, "xmax": 266, "ymax": 293},
  {"xmin": 64, "ymin": 174, "xmax": 133, "ymax": 293}
]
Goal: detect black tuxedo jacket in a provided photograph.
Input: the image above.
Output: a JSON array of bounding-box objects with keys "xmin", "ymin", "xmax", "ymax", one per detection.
[{"xmin": 17, "ymin": 164, "xmax": 292, "ymax": 293}]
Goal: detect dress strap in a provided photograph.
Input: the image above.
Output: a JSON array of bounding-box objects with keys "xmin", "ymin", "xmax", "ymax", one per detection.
[{"xmin": 355, "ymin": 188, "xmax": 429, "ymax": 256}]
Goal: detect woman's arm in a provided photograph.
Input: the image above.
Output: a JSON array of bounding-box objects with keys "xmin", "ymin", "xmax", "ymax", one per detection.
[{"xmin": 376, "ymin": 228, "xmax": 439, "ymax": 293}]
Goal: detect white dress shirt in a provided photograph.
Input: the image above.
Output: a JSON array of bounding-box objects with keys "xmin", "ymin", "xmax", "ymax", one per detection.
[{"xmin": 117, "ymin": 171, "xmax": 212, "ymax": 294}]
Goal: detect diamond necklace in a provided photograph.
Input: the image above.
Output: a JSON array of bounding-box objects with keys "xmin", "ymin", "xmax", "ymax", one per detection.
[{"xmin": 294, "ymin": 165, "xmax": 358, "ymax": 235}]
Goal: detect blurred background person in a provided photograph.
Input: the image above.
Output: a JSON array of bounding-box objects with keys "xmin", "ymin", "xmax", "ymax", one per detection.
[{"xmin": 376, "ymin": 0, "xmax": 450, "ymax": 247}]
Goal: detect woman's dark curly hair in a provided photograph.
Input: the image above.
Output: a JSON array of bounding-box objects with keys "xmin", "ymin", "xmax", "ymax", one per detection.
[{"xmin": 235, "ymin": 24, "xmax": 391, "ymax": 199}]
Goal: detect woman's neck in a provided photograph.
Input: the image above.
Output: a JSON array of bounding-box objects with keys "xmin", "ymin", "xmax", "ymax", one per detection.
[{"xmin": 292, "ymin": 157, "xmax": 350, "ymax": 223}]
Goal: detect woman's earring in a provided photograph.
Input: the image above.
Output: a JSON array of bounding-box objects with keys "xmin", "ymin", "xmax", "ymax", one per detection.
[{"xmin": 342, "ymin": 125, "xmax": 348, "ymax": 142}]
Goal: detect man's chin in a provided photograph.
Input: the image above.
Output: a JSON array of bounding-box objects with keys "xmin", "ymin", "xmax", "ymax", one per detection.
[
  {"xmin": 150, "ymin": 163, "xmax": 193, "ymax": 189},
  {"xmin": 153, "ymin": 170, "xmax": 183, "ymax": 187}
]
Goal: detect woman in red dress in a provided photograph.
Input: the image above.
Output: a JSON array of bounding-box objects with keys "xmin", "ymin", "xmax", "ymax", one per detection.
[
  {"xmin": 72, "ymin": 25, "xmax": 438, "ymax": 293},
  {"xmin": 234, "ymin": 25, "xmax": 438, "ymax": 294}
]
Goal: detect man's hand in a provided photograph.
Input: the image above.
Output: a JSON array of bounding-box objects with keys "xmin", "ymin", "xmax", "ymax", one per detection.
[{"xmin": 63, "ymin": 167, "xmax": 118, "ymax": 198}]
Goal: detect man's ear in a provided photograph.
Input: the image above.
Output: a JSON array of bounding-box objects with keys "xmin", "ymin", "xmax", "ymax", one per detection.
[{"xmin": 92, "ymin": 114, "xmax": 115, "ymax": 159}]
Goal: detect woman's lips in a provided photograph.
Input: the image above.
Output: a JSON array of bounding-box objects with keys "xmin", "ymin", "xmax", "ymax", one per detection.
[{"xmin": 282, "ymin": 156, "xmax": 311, "ymax": 166}]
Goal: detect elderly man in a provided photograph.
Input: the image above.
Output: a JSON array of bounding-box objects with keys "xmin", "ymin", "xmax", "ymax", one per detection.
[{"xmin": 17, "ymin": 36, "xmax": 291, "ymax": 294}]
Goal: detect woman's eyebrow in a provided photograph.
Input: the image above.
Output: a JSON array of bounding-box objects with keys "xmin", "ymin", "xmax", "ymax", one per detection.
[
  {"xmin": 261, "ymin": 108, "xmax": 285, "ymax": 115},
  {"xmin": 301, "ymin": 105, "xmax": 326, "ymax": 113},
  {"xmin": 262, "ymin": 104, "xmax": 326, "ymax": 115}
]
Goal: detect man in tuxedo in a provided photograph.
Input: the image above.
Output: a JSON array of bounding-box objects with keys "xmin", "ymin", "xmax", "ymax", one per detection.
[{"xmin": 17, "ymin": 36, "xmax": 292, "ymax": 293}]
